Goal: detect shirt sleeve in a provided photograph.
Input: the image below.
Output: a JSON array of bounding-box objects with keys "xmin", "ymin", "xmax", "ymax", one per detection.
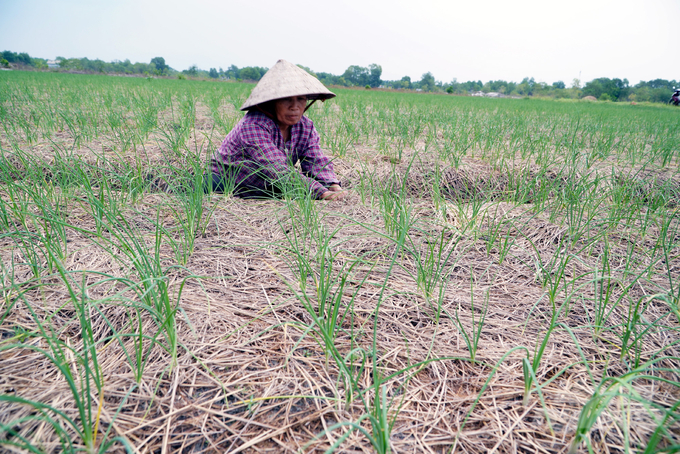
[
  {"xmin": 298, "ymin": 123, "xmax": 340, "ymax": 190},
  {"xmin": 241, "ymin": 121, "xmax": 330, "ymax": 198}
]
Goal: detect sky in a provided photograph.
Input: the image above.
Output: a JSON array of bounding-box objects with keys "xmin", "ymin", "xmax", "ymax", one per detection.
[{"xmin": 1, "ymin": 0, "xmax": 678, "ymax": 86}]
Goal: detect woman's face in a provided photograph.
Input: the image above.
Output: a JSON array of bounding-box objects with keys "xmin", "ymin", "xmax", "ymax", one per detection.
[{"xmin": 274, "ymin": 96, "xmax": 307, "ymax": 128}]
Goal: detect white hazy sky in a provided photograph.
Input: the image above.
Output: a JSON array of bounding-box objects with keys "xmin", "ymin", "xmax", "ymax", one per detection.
[{"xmin": 1, "ymin": 0, "xmax": 678, "ymax": 85}]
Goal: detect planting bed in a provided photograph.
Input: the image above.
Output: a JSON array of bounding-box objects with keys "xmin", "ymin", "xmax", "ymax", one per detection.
[{"xmin": 1, "ymin": 71, "xmax": 679, "ymax": 453}]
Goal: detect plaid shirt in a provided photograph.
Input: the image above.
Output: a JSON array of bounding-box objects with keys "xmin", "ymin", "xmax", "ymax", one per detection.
[{"xmin": 212, "ymin": 111, "xmax": 339, "ymax": 198}]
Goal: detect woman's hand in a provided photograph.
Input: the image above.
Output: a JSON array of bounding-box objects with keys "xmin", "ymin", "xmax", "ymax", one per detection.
[{"xmin": 321, "ymin": 184, "xmax": 345, "ymax": 200}]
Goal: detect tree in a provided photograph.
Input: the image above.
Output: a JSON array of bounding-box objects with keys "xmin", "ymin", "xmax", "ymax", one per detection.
[
  {"xmin": 368, "ymin": 63, "xmax": 382, "ymax": 88},
  {"xmin": 552, "ymin": 81, "xmax": 566, "ymax": 89},
  {"xmin": 209, "ymin": 68, "xmax": 218, "ymax": 79},
  {"xmin": 632, "ymin": 79, "xmax": 678, "ymax": 103},
  {"xmin": 419, "ymin": 72, "xmax": 436, "ymax": 92},
  {"xmin": 317, "ymin": 72, "xmax": 346, "ymax": 86},
  {"xmin": 444, "ymin": 78, "xmax": 459, "ymax": 93},
  {"xmin": 515, "ymin": 77, "xmax": 536, "ymax": 96},
  {"xmin": 224, "ymin": 65, "xmax": 239, "ymax": 79},
  {"xmin": 481, "ymin": 80, "xmax": 511, "ymax": 93},
  {"xmin": 32, "ymin": 59, "xmax": 47, "ymax": 70},
  {"xmin": 582, "ymin": 77, "xmax": 630, "ymax": 101},
  {"xmin": 185, "ymin": 65, "xmax": 198, "ymax": 76},
  {"xmin": 89, "ymin": 59, "xmax": 106, "ymax": 73},
  {"xmin": 253, "ymin": 66, "xmax": 268, "ymax": 79},
  {"xmin": 297, "ymin": 64, "xmax": 317, "ymax": 78},
  {"xmin": 399, "ymin": 76, "xmax": 411, "ymax": 89},
  {"xmin": 239, "ymin": 67, "xmax": 261, "ymax": 81},
  {"xmin": 119, "ymin": 59, "xmax": 133, "ymax": 74},
  {"xmin": 342, "ymin": 65, "xmax": 369, "ymax": 86},
  {"xmin": 452, "ymin": 80, "xmax": 482, "ymax": 93},
  {"xmin": 150, "ymin": 57, "xmax": 168, "ymax": 74},
  {"xmin": 17, "ymin": 52, "xmax": 31, "ymax": 65},
  {"xmin": 58, "ymin": 58, "xmax": 83, "ymax": 71},
  {"xmin": 1, "ymin": 50, "xmax": 38, "ymax": 67},
  {"xmin": 635, "ymin": 79, "xmax": 675, "ymax": 90}
]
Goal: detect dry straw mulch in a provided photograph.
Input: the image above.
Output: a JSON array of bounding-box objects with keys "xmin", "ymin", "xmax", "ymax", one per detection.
[
  {"xmin": 2, "ymin": 188, "xmax": 679, "ymax": 453},
  {"xmin": 1, "ymin": 103, "xmax": 679, "ymax": 453}
]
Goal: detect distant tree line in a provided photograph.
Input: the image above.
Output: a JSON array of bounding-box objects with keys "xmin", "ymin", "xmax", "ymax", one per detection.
[
  {"xmin": 299, "ymin": 64, "xmax": 678, "ymax": 104},
  {"xmin": 1, "ymin": 50, "xmax": 48, "ymax": 69},
  {"xmin": 383, "ymin": 73, "xmax": 678, "ymax": 104},
  {"xmin": 1, "ymin": 50, "xmax": 173, "ymax": 75},
  {"xmin": 581, "ymin": 78, "xmax": 678, "ymax": 103},
  {"xmin": 2, "ymin": 50, "xmax": 677, "ymax": 103},
  {"xmin": 55, "ymin": 56, "xmax": 170, "ymax": 75},
  {"xmin": 206, "ymin": 65, "xmax": 269, "ymax": 81}
]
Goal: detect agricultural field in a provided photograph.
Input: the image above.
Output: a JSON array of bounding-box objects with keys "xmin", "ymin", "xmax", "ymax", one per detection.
[{"xmin": 1, "ymin": 70, "xmax": 679, "ymax": 453}]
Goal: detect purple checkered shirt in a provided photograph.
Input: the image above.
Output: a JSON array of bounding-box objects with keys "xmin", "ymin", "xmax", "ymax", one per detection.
[{"xmin": 211, "ymin": 111, "xmax": 339, "ymax": 198}]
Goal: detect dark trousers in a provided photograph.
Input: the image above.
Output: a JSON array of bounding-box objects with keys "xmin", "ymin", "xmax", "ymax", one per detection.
[{"xmin": 204, "ymin": 171, "xmax": 282, "ymax": 199}]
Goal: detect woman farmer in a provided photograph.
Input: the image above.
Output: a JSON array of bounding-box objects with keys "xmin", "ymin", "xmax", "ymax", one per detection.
[{"xmin": 208, "ymin": 59, "xmax": 344, "ymax": 200}]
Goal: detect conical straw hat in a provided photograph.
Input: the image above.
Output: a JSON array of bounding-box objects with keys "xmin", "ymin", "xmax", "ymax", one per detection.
[{"xmin": 240, "ymin": 59, "xmax": 335, "ymax": 111}]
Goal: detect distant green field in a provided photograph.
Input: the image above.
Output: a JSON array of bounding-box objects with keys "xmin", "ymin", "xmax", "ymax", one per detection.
[
  {"xmin": 3, "ymin": 71, "xmax": 679, "ymax": 165},
  {"xmin": 1, "ymin": 70, "xmax": 679, "ymax": 453}
]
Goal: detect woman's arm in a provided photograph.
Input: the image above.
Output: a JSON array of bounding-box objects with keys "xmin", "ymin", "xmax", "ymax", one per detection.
[
  {"xmin": 297, "ymin": 122, "xmax": 341, "ymax": 188},
  {"xmin": 296, "ymin": 121, "xmax": 345, "ymax": 200}
]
